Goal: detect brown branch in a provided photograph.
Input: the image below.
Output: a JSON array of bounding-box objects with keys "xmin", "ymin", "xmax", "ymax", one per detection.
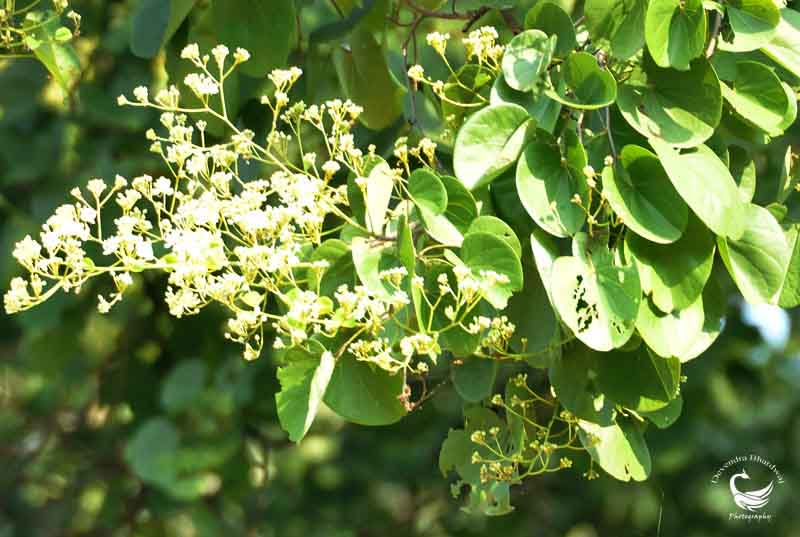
[{"xmin": 500, "ymin": 9, "xmax": 522, "ymax": 35}]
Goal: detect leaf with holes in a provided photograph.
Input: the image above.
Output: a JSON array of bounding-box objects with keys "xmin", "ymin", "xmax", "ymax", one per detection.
[{"xmin": 550, "ymin": 235, "xmax": 641, "ymax": 351}]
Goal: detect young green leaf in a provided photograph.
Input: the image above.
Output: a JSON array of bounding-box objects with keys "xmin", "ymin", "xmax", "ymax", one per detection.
[
  {"xmin": 650, "ymin": 139, "xmax": 745, "ymax": 238},
  {"xmin": 578, "ymin": 419, "xmax": 652, "ymax": 481},
  {"xmin": 275, "ymin": 349, "xmax": 336, "ymax": 442},
  {"xmin": 617, "ymin": 55, "xmax": 722, "ymax": 147},
  {"xmin": 524, "ymin": 2, "xmax": 577, "ymax": 58},
  {"xmin": 516, "ymin": 137, "xmax": 589, "ymax": 238},
  {"xmin": 720, "ymin": 61, "xmax": 793, "ymax": 136},
  {"xmin": 602, "ymin": 145, "xmax": 688, "ymax": 244},
  {"xmin": 501, "ymin": 29, "xmax": 557, "ymax": 91},
  {"xmin": 717, "ymin": 203, "xmax": 791, "ymax": 304},
  {"xmin": 645, "ymin": 0, "xmax": 707, "ymax": 71},
  {"xmin": 453, "ymin": 103, "xmax": 533, "ymax": 190},
  {"xmin": 584, "ymin": 0, "xmax": 647, "ymax": 59},
  {"xmin": 635, "ymin": 296, "xmax": 705, "ymax": 360},
  {"xmin": 626, "ymin": 214, "xmax": 716, "ymax": 313},
  {"xmin": 460, "ymin": 231, "xmax": 524, "ymax": 309},
  {"xmin": 545, "ymin": 52, "xmax": 617, "ymax": 110},
  {"xmin": 491, "ymin": 74, "xmax": 561, "ymax": 133},
  {"xmin": 762, "ymin": 9, "xmax": 800, "ymax": 79},
  {"xmin": 23, "ymin": 11, "xmax": 81, "ymax": 96},
  {"xmin": 719, "ymin": 0, "xmax": 780, "ymax": 52}
]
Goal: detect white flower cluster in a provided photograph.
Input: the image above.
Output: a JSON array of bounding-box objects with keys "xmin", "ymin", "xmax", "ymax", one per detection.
[{"xmin": 5, "ymin": 43, "xmax": 518, "ymax": 385}]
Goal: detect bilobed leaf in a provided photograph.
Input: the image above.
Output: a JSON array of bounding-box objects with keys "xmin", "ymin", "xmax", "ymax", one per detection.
[
  {"xmin": 717, "ymin": 203, "xmax": 790, "ymax": 304},
  {"xmin": 420, "ymin": 176, "xmax": 478, "ymax": 247},
  {"xmin": 720, "ymin": 61, "xmax": 793, "ymax": 136},
  {"xmin": 595, "ymin": 347, "xmax": 681, "ymax": 411},
  {"xmin": 578, "ymin": 419, "xmax": 651, "ymax": 481},
  {"xmin": 491, "ymin": 74, "xmax": 562, "ymax": 133},
  {"xmin": 762, "ymin": 9, "xmax": 800, "ymax": 79},
  {"xmin": 454, "ymin": 103, "xmax": 533, "ymax": 190},
  {"xmin": 719, "ymin": 0, "xmax": 780, "ymax": 52},
  {"xmin": 545, "ymin": 52, "xmax": 617, "ymax": 110},
  {"xmin": 501, "ymin": 29, "xmax": 557, "ymax": 91},
  {"xmin": 516, "ymin": 137, "xmax": 589, "ymax": 238},
  {"xmin": 466, "ymin": 216, "xmax": 522, "ymax": 258},
  {"xmin": 460, "ymin": 232, "xmax": 524, "ymax": 309},
  {"xmin": 524, "ymin": 2, "xmax": 577, "ymax": 58},
  {"xmin": 409, "ymin": 168, "xmax": 447, "ymax": 215},
  {"xmin": 324, "ymin": 354, "xmax": 407, "ymax": 426},
  {"xmin": 617, "ymin": 55, "xmax": 722, "ymax": 147},
  {"xmin": 635, "ymin": 296, "xmax": 705, "ymax": 360},
  {"xmin": 334, "ymin": 27, "xmax": 404, "ymax": 130},
  {"xmin": 275, "ymin": 349, "xmax": 336, "ymax": 442},
  {"xmin": 213, "ymin": 0, "xmax": 295, "ymax": 77},
  {"xmin": 584, "ymin": 0, "xmax": 647, "ymax": 59},
  {"xmin": 451, "ymin": 358, "xmax": 497, "ymax": 402},
  {"xmin": 602, "ymin": 145, "xmax": 688, "ymax": 244},
  {"xmin": 23, "ymin": 11, "xmax": 81, "ymax": 96},
  {"xmin": 645, "ymin": 0, "xmax": 707, "ymax": 71},
  {"xmin": 650, "ymin": 139, "xmax": 745, "ymax": 238},
  {"xmin": 551, "ymin": 235, "xmax": 641, "ymax": 351},
  {"xmin": 626, "ymin": 214, "xmax": 716, "ymax": 313}
]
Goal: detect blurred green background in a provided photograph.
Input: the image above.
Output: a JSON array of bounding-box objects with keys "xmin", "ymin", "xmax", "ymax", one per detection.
[{"xmin": 1, "ymin": 1, "xmax": 799, "ymax": 536}]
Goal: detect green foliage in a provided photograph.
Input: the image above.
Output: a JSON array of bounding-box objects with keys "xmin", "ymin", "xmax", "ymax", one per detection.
[{"xmin": 3, "ymin": 0, "xmax": 800, "ymax": 527}]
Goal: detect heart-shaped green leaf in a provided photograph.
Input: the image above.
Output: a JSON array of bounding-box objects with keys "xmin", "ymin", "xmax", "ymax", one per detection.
[
  {"xmin": 524, "ymin": 2, "xmax": 577, "ymax": 58},
  {"xmin": 516, "ymin": 136, "xmax": 589, "ymax": 238},
  {"xmin": 717, "ymin": 203, "xmax": 791, "ymax": 304},
  {"xmin": 720, "ymin": 61, "xmax": 793, "ymax": 136},
  {"xmin": 719, "ymin": 0, "xmax": 780, "ymax": 52},
  {"xmin": 276, "ymin": 348, "xmax": 336, "ymax": 442},
  {"xmin": 584, "ymin": 0, "xmax": 647, "ymax": 59},
  {"xmin": 409, "ymin": 168, "xmax": 447, "ymax": 215},
  {"xmin": 454, "ymin": 103, "xmax": 533, "ymax": 190},
  {"xmin": 460, "ymin": 232, "xmax": 524, "ymax": 309},
  {"xmin": 762, "ymin": 9, "xmax": 800, "ymax": 79},
  {"xmin": 602, "ymin": 144, "xmax": 688, "ymax": 244},
  {"xmin": 617, "ymin": 55, "xmax": 722, "ymax": 147},
  {"xmin": 645, "ymin": 0, "xmax": 707, "ymax": 71},
  {"xmin": 578, "ymin": 418, "xmax": 652, "ymax": 482},
  {"xmin": 501, "ymin": 29, "xmax": 557, "ymax": 91},
  {"xmin": 451, "ymin": 358, "xmax": 497, "ymax": 402},
  {"xmin": 626, "ymin": 213, "xmax": 716, "ymax": 313},
  {"xmin": 635, "ymin": 296, "xmax": 705, "ymax": 360},
  {"xmin": 650, "ymin": 139, "xmax": 746, "ymax": 238},
  {"xmin": 595, "ymin": 347, "xmax": 681, "ymax": 411},
  {"xmin": 550, "ymin": 235, "xmax": 641, "ymax": 351},
  {"xmin": 545, "ymin": 52, "xmax": 617, "ymax": 110}
]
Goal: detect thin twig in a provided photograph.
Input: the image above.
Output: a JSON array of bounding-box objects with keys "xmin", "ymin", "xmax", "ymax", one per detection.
[
  {"xmin": 599, "ymin": 107, "xmax": 617, "ymax": 159},
  {"xmin": 500, "ymin": 9, "xmax": 522, "ymax": 34},
  {"xmin": 329, "ymin": 0, "xmax": 344, "ymax": 18},
  {"xmin": 705, "ymin": 11, "xmax": 722, "ymax": 58},
  {"xmin": 402, "ymin": 15, "xmax": 425, "ymax": 127},
  {"xmin": 406, "ymin": 0, "xmax": 475, "ymax": 20}
]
